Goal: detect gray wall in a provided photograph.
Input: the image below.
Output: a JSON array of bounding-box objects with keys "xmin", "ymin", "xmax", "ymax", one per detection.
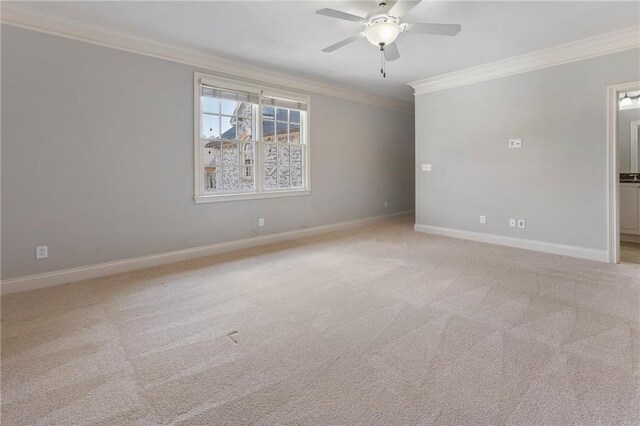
[
  {"xmin": 415, "ymin": 49, "xmax": 640, "ymax": 250},
  {"xmin": 619, "ymin": 108, "xmax": 640, "ymax": 173},
  {"xmin": 1, "ymin": 25, "xmax": 415, "ymax": 279}
]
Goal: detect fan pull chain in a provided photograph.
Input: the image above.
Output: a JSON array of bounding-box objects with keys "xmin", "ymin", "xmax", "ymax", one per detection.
[{"xmin": 379, "ymin": 44, "xmax": 386, "ymax": 78}]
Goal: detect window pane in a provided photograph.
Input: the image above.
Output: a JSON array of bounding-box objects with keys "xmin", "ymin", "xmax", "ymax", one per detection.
[
  {"xmin": 202, "ymin": 114, "xmax": 220, "ymax": 138},
  {"xmin": 278, "ymin": 167, "xmax": 290, "ymax": 189},
  {"xmin": 236, "ymin": 118, "xmax": 252, "ymax": 140},
  {"xmin": 221, "ymin": 98, "xmax": 237, "ymax": 115},
  {"xmin": 289, "ymin": 110, "xmax": 300, "ymax": 123},
  {"xmin": 241, "ymin": 142, "xmax": 254, "ymax": 164},
  {"xmin": 240, "ymin": 173, "xmax": 254, "ymax": 191},
  {"xmin": 222, "ymin": 141, "xmax": 239, "ymax": 166},
  {"xmin": 276, "ymin": 108, "xmax": 288, "ymax": 121},
  {"xmin": 278, "ymin": 145, "xmax": 290, "ymax": 167},
  {"xmin": 289, "ymin": 122, "xmax": 301, "ymax": 143},
  {"xmin": 276, "ymin": 122, "xmax": 288, "ymax": 143},
  {"xmin": 291, "ymin": 167, "xmax": 303, "ymax": 188},
  {"xmin": 262, "ymin": 121, "xmax": 275, "ymax": 143},
  {"xmin": 221, "ymin": 116, "xmax": 235, "ymax": 139},
  {"xmin": 204, "ymin": 141, "xmax": 221, "ymax": 167},
  {"xmin": 264, "ymin": 143, "xmax": 277, "ymax": 166},
  {"xmin": 291, "ymin": 145, "xmax": 303, "ymax": 167},
  {"xmin": 236, "ymin": 102, "xmax": 253, "ymax": 118},
  {"xmin": 265, "ymin": 167, "xmax": 277, "ymax": 189},
  {"xmin": 262, "ymin": 105, "xmax": 275, "ymax": 120},
  {"xmin": 239, "ymin": 142, "xmax": 255, "ymax": 191},
  {"xmin": 204, "ymin": 168, "xmax": 219, "ymax": 191},
  {"xmin": 202, "ymin": 96, "xmax": 219, "ymax": 114},
  {"xmin": 222, "ymin": 167, "xmax": 239, "ymax": 191}
]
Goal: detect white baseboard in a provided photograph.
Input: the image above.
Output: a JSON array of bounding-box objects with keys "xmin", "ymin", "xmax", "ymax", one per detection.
[
  {"xmin": 414, "ymin": 224, "xmax": 608, "ymax": 263},
  {"xmin": 1, "ymin": 210, "xmax": 414, "ymax": 295}
]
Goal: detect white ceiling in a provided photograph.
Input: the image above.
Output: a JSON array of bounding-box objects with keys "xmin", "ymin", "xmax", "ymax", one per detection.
[{"xmin": 5, "ymin": 1, "xmax": 639, "ymax": 102}]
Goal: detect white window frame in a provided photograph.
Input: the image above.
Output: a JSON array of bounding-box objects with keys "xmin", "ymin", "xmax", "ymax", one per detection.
[{"xmin": 194, "ymin": 73, "xmax": 311, "ymax": 203}]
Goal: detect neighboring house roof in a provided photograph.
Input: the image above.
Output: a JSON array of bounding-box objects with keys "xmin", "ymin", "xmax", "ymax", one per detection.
[{"xmin": 219, "ymin": 121, "xmax": 299, "ymax": 140}]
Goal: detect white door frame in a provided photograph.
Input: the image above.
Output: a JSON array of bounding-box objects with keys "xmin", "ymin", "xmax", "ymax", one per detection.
[
  {"xmin": 631, "ymin": 120, "xmax": 640, "ymax": 173},
  {"xmin": 607, "ymin": 81, "xmax": 640, "ymax": 263}
]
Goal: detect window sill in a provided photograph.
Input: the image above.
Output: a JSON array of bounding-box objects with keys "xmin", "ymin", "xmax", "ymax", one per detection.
[{"xmin": 194, "ymin": 189, "xmax": 311, "ymax": 203}]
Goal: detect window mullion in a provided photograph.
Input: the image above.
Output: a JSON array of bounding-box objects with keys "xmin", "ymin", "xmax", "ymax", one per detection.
[
  {"xmin": 218, "ymin": 107, "xmax": 222, "ymax": 192},
  {"xmin": 257, "ymin": 92, "xmax": 264, "ymax": 193}
]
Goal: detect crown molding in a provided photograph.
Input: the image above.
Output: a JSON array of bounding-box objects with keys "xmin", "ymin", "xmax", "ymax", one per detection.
[
  {"xmin": 409, "ymin": 25, "xmax": 640, "ymax": 95},
  {"xmin": 0, "ymin": 7, "xmax": 414, "ymax": 113}
]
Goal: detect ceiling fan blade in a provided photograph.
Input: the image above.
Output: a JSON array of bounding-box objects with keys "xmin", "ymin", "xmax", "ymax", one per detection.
[
  {"xmin": 404, "ymin": 22, "xmax": 462, "ymax": 36},
  {"xmin": 384, "ymin": 42, "xmax": 400, "ymax": 61},
  {"xmin": 316, "ymin": 8, "xmax": 366, "ymax": 23},
  {"xmin": 387, "ymin": 0, "xmax": 422, "ymax": 18},
  {"xmin": 322, "ymin": 33, "xmax": 364, "ymax": 53}
]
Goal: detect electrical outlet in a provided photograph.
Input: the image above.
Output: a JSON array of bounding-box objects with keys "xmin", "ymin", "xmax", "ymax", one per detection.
[
  {"xmin": 258, "ymin": 218, "xmax": 265, "ymax": 227},
  {"xmin": 509, "ymin": 139, "xmax": 523, "ymax": 148},
  {"xmin": 36, "ymin": 245, "xmax": 48, "ymax": 259},
  {"xmin": 384, "ymin": 201, "xmax": 388, "ymax": 208},
  {"xmin": 509, "ymin": 218, "xmax": 516, "ymax": 228},
  {"xmin": 421, "ymin": 164, "xmax": 432, "ymax": 172},
  {"xmin": 518, "ymin": 219, "xmax": 526, "ymax": 229},
  {"xmin": 480, "ymin": 215, "xmax": 486, "ymax": 224}
]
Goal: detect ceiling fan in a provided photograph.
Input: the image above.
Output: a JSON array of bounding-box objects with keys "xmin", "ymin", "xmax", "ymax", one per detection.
[{"xmin": 316, "ymin": 0, "xmax": 461, "ymax": 77}]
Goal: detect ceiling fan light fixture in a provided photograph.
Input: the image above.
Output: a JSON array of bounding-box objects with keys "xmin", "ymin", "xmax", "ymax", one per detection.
[
  {"xmin": 316, "ymin": 0, "xmax": 462, "ymax": 78},
  {"xmin": 364, "ymin": 21, "xmax": 401, "ymax": 46}
]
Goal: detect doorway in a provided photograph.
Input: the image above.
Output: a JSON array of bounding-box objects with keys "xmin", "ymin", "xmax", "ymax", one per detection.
[{"xmin": 608, "ymin": 81, "xmax": 640, "ymax": 263}]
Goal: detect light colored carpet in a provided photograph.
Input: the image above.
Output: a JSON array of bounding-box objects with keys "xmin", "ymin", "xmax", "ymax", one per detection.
[{"xmin": 2, "ymin": 218, "xmax": 639, "ymax": 425}]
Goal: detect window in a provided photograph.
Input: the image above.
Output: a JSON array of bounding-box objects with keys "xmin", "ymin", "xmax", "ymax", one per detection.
[{"xmin": 194, "ymin": 74, "xmax": 310, "ymax": 203}]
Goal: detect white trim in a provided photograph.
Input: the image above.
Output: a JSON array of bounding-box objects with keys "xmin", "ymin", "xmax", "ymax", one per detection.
[
  {"xmin": 631, "ymin": 120, "xmax": 640, "ymax": 173},
  {"xmin": 414, "ymin": 224, "xmax": 608, "ymax": 263},
  {"xmin": 0, "ymin": 6, "xmax": 414, "ymax": 114},
  {"xmin": 409, "ymin": 26, "xmax": 640, "ymax": 95},
  {"xmin": 608, "ymin": 81, "xmax": 640, "ymax": 264},
  {"xmin": 0, "ymin": 210, "xmax": 415, "ymax": 294},
  {"xmin": 195, "ymin": 189, "xmax": 311, "ymax": 204}
]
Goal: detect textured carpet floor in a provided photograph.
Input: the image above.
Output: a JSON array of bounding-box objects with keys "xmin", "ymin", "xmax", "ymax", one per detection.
[{"xmin": 2, "ymin": 218, "xmax": 639, "ymax": 425}]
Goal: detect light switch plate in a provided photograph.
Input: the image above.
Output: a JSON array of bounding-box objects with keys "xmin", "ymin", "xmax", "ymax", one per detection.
[
  {"xmin": 509, "ymin": 219, "xmax": 516, "ymax": 228},
  {"xmin": 36, "ymin": 245, "xmax": 48, "ymax": 259},
  {"xmin": 518, "ymin": 219, "xmax": 526, "ymax": 229},
  {"xmin": 480, "ymin": 215, "xmax": 486, "ymax": 224},
  {"xmin": 509, "ymin": 139, "xmax": 522, "ymax": 148},
  {"xmin": 421, "ymin": 164, "xmax": 432, "ymax": 172}
]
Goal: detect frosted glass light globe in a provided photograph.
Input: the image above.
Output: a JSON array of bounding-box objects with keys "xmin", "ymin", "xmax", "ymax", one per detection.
[{"xmin": 364, "ymin": 21, "xmax": 401, "ymax": 46}]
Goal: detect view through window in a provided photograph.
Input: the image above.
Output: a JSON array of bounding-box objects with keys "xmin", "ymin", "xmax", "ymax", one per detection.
[{"xmin": 196, "ymin": 75, "xmax": 309, "ymax": 202}]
